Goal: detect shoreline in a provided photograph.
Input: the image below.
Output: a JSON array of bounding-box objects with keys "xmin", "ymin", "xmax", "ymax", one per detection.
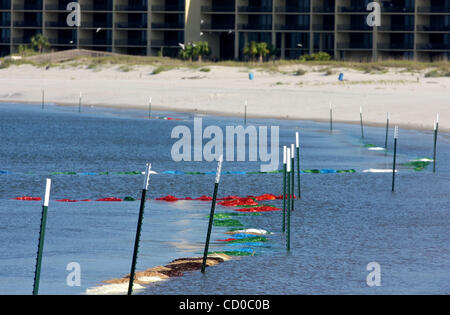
[
  {"xmin": 0, "ymin": 63, "xmax": 448, "ymax": 134},
  {"xmin": 2, "ymin": 99, "xmax": 448, "ymax": 135}
]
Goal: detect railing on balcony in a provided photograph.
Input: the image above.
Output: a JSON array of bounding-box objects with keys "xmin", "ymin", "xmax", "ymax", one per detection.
[
  {"xmin": 79, "ymin": 38, "xmax": 111, "ymax": 45},
  {"xmin": 381, "ymin": 6, "xmax": 414, "ymax": 13},
  {"xmin": 201, "ymin": 23, "xmax": 235, "ymax": 30},
  {"xmin": 48, "ymin": 38, "xmax": 77, "ymax": 45},
  {"xmin": 151, "ymin": 5, "xmax": 185, "ymax": 12},
  {"xmin": 150, "ymin": 40, "xmax": 180, "ymax": 47},
  {"xmin": 275, "ymin": 24, "xmax": 309, "ymax": 31},
  {"xmin": 201, "ymin": 5, "xmax": 235, "ymax": 13},
  {"xmin": 337, "ymin": 24, "xmax": 372, "ymax": 31},
  {"xmin": 115, "ymin": 22, "xmax": 147, "ymax": 29},
  {"xmin": 417, "ymin": 6, "xmax": 450, "ymax": 13},
  {"xmin": 80, "ymin": 22, "xmax": 112, "ymax": 28},
  {"xmin": 312, "ymin": 24, "xmax": 334, "ymax": 31},
  {"xmin": 275, "ymin": 6, "xmax": 310, "ymax": 13},
  {"xmin": 115, "ymin": 5, "xmax": 147, "ymax": 11},
  {"xmin": 45, "ymin": 21, "xmax": 73, "ymax": 27},
  {"xmin": 416, "ymin": 43, "xmax": 450, "ymax": 50},
  {"xmin": 378, "ymin": 25, "xmax": 414, "ymax": 31},
  {"xmin": 14, "ymin": 21, "xmax": 42, "ymax": 27},
  {"xmin": 417, "ymin": 25, "xmax": 450, "ymax": 32},
  {"xmin": 151, "ymin": 23, "xmax": 184, "ymax": 29},
  {"xmin": 337, "ymin": 42, "xmax": 372, "ymax": 49},
  {"xmin": 237, "ymin": 6, "xmax": 272, "ymax": 13},
  {"xmin": 115, "ymin": 39, "xmax": 147, "ymax": 46},
  {"xmin": 338, "ymin": 6, "xmax": 367, "ymax": 13},
  {"xmin": 312, "ymin": 6, "xmax": 335, "ymax": 13},
  {"xmin": 377, "ymin": 43, "xmax": 413, "ymax": 50},
  {"xmin": 13, "ymin": 4, "xmax": 42, "ymax": 10},
  {"xmin": 238, "ymin": 24, "xmax": 272, "ymax": 30}
]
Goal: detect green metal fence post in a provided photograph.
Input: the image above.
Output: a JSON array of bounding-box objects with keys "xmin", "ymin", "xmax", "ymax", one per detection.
[
  {"xmin": 127, "ymin": 163, "xmax": 152, "ymax": 295},
  {"xmin": 201, "ymin": 155, "xmax": 223, "ymax": 273},
  {"xmin": 33, "ymin": 178, "xmax": 51, "ymax": 295}
]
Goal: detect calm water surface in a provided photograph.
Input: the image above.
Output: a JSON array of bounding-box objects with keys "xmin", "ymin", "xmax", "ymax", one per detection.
[{"xmin": 0, "ymin": 103, "xmax": 448, "ymax": 294}]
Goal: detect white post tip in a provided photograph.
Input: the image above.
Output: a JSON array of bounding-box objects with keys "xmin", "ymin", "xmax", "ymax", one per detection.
[
  {"xmin": 215, "ymin": 155, "xmax": 223, "ymax": 183},
  {"xmin": 291, "ymin": 144, "xmax": 294, "ymax": 158},
  {"xmin": 296, "ymin": 132, "xmax": 299, "ymax": 148},
  {"xmin": 436, "ymin": 113, "xmax": 439, "ymax": 124},
  {"xmin": 286, "ymin": 148, "xmax": 291, "ymax": 172},
  {"xmin": 283, "ymin": 146, "xmax": 287, "ymax": 164},
  {"xmin": 44, "ymin": 178, "xmax": 51, "ymax": 207},
  {"xmin": 394, "ymin": 126, "xmax": 399, "ymax": 139},
  {"xmin": 143, "ymin": 163, "xmax": 152, "ymax": 190}
]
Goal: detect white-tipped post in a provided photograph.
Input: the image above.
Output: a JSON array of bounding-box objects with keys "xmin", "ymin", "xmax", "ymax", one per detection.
[
  {"xmin": 78, "ymin": 92, "xmax": 82, "ymax": 113},
  {"xmin": 148, "ymin": 97, "xmax": 152, "ymax": 119},
  {"xmin": 142, "ymin": 163, "xmax": 151, "ymax": 190},
  {"xmin": 296, "ymin": 132, "xmax": 299, "ymax": 148},
  {"xmin": 215, "ymin": 155, "xmax": 223, "ymax": 184},
  {"xmin": 43, "ymin": 178, "xmax": 51, "ymax": 207},
  {"xmin": 286, "ymin": 148, "xmax": 291, "ymax": 172},
  {"xmin": 291, "ymin": 144, "xmax": 294, "ymax": 158},
  {"xmin": 283, "ymin": 145, "xmax": 287, "ymax": 164},
  {"xmin": 394, "ymin": 126, "xmax": 399, "ymax": 139}
]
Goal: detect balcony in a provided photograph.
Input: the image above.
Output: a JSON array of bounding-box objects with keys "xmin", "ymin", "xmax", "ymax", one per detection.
[
  {"xmin": 115, "ymin": 5, "xmax": 147, "ymax": 12},
  {"xmin": 79, "ymin": 38, "xmax": 111, "ymax": 46},
  {"xmin": 337, "ymin": 24, "xmax": 372, "ymax": 31},
  {"xmin": 201, "ymin": 23, "xmax": 235, "ymax": 30},
  {"xmin": 80, "ymin": 22, "xmax": 113, "ymax": 28},
  {"xmin": 416, "ymin": 43, "xmax": 450, "ymax": 50},
  {"xmin": 201, "ymin": 5, "xmax": 235, "ymax": 13},
  {"xmin": 378, "ymin": 25, "xmax": 414, "ymax": 31},
  {"xmin": 381, "ymin": 6, "xmax": 414, "ymax": 13},
  {"xmin": 151, "ymin": 5, "xmax": 185, "ymax": 12},
  {"xmin": 312, "ymin": 24, "xmax": 334, "ymax": 31},
  {"xmin": 151, "ymin": 23, "xmax": 184, "ymax": 30},
  {"xmin": 238, "ymin": 6, "xmax": 272, "ymax": 13},
  {"xmin": 48, "ymin": 38, "xmax": 77, "ymax": 45},
  {"xmin": 13, "ymin": 4, "xmax": 42, "ymax": 10},
  {"xmin": 238, "ymin": 24, "xmax": 272, "ymax": 30},
  {"xmin": 377, "ymin": 43, "xmax": 413, "ymax": 50},
  {"xmin": 14, "ymin": 21, "xmax": 42, "ymax": 28},
  {"xmin": 337, "ymin": 42, "xmax": 372, "ymax": 49},
  {"xmin": 150, "ymin": 40, "xmax": 180, "ymax": 47},
  {"xmin": 275, "ymin": 6, "xmax": 310, "ymax": 13},
  {"xmin": 115, "ymin": 22, "xmax": 147, "ymax": 29},
  {"xmin": 416, "ymin": 25, "xmax": 450, "ymax": 32},
  {"xmin": 338, "ymin": 6, "xmax": 367, "ymax": 13},
  {"xmin": 312, "ymin": 6, "xmax": 335, "ymax": 13},
  {"xmin": 417, "ymin": 6, "xmax": 450, "ymax": 13},
  {"xmin": 45, "ymin": 21, "xmax": 74, "ymax": 28},
  {"xmin": 275, "ymin": 24, "xmax": 309, "ymax": 31},
  {"xmin": 115, "ymin": 39, "xmax": 147, "ymax": 46}
]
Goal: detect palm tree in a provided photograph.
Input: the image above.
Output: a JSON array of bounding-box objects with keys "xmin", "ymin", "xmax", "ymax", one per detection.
[
  {"xmin": 30, "ymin": 34, "xmax": 50, "ymax": 53},
  {"xmin": 243, "ymin": 41, "xmax": 258, "ymax": 62},
  {"xmin": 192, "ymin": 41, "xmax": 211, "ymax": 62},
  {"xmin": 255, "ymin": 42, "xmax": 270, "ymax": 63}
]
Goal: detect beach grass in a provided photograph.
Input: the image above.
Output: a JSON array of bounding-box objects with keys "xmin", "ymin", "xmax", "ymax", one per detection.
[{"xmin": 1, "ymin": 51, "xmax": 449, "ymax": 76}]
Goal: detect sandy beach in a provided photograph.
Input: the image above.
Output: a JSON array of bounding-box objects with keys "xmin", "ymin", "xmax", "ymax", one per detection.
[{"xmin": 0, "ymin": 63, "xmax": 448, "ymax": 132}]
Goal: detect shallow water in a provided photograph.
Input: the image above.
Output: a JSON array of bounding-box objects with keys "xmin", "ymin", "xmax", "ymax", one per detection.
[{"xmin": 0, "ymin": 103, "xmax": 448, "ymax": 294}]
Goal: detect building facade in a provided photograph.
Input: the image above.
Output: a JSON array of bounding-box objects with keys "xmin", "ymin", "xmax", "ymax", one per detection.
[{"xmin": 0, "ymin": 0, "xmax": 449, "ymax": 61}]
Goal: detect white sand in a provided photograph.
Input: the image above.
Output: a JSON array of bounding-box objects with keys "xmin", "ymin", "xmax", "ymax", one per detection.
[{"xmin": 0, "ymin": 64, "xmax": 448, "ymax": 132}]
